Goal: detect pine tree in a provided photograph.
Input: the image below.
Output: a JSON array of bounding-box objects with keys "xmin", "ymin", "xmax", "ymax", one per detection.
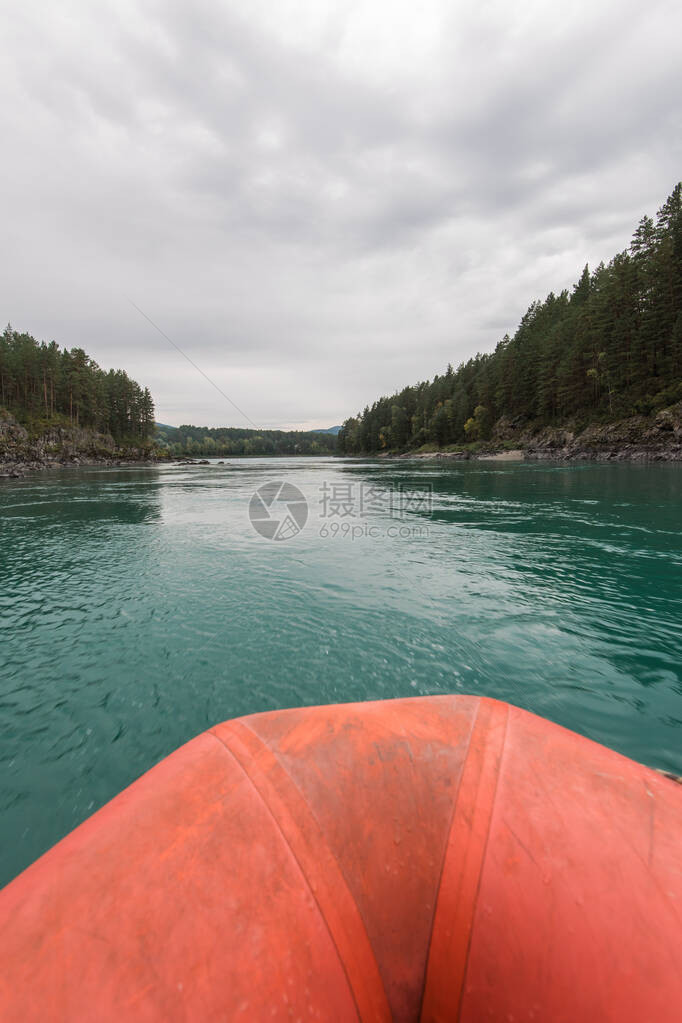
[{"xmin": 339, "ymin": 184, "xmax": 682, "ymax": 452}]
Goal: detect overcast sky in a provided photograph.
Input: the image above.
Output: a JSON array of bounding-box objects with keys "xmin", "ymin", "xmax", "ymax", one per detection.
[{"xmin": 2, "ymin": 0, "xmax": 681, "ymax": 429}]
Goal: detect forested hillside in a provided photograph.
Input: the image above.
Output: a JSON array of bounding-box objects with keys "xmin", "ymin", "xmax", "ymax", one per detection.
[
  {"xmin": 0, "ymin": 326, "xmax": 155, "ymax": 441},
  {"xmin": 156, "ymin": 423, "xmax": 337, "ymax": 457},
  {"xmin": 338, "ymin": 184, "xmax": 682, "ymax": 454}
]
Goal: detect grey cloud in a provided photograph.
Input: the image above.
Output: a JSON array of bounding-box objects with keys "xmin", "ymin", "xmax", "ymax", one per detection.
[{"xmin": 1, "ymin": 0, "xmax": 680, "ymax": 429}]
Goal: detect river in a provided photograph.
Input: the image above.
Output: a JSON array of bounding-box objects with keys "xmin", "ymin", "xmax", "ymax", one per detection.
[{"xmin": 1, "ymin": 457, "xmax": 681, "ymax": 884}]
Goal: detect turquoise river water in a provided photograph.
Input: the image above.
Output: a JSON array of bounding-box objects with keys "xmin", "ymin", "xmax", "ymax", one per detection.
[{"xmin": 1, "ymin": 457, "xmax": 681, "ymax": 885}]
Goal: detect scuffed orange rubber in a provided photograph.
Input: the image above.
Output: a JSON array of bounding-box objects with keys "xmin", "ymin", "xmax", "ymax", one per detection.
[{"xmin": 0, "ymin": 696, "xmax": 680, "ymax": 1021}]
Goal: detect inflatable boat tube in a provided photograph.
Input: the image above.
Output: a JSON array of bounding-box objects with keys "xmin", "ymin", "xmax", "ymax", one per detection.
[{"xmin": 0, "ymin": 695, "xmax": 681, "ymax": 1021}]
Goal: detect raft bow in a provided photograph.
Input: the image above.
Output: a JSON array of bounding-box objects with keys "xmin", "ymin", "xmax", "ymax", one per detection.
[{"xmin": 1, "ymin": 695, "xmax": 681, "ymax": 1020}]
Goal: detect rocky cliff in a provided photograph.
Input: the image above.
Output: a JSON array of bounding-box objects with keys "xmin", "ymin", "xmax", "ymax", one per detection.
[
  {"xmin": 383, "ymin": 402, "xmax": 682, "ymax": 462},
  {"xmin": 0, "ymin": 411, "xmax": 159, "ymax": 477},
  {"xmin": 517, "ymin": 402, "xmax": 682, "ymax": 461}
]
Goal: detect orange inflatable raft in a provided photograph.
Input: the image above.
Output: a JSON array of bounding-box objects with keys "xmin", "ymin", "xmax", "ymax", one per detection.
[{"xmin": 1, "ymin": 695, "xmax": 681, "ymax": 1021}]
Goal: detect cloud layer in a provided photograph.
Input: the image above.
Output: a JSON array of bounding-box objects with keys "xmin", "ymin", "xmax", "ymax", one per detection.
[{"xmin": 2, "ymin": 0, "xmax": 680, "ymax": 428}]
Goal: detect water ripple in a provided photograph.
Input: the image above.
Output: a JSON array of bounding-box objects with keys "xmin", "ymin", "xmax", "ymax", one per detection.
[{"xmin": 1, "ymin": 458, "xmax": 681, "ymax": 886}]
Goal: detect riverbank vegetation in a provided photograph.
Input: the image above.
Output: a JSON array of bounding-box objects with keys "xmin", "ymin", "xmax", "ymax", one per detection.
[
  {"xmin": 338, "ymin": 183, "xmax": 682, "ymax": 454},
  {"xmin": 156, "ymin": 423, "xmax": 337, "ymax": 457},
  {"xmin": 0, "ymin": 326, "xmax": 155, "ymax": 442}
]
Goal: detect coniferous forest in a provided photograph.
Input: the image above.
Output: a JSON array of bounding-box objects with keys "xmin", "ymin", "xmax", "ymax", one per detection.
[
  {"xmin": 338, "ymin": 184, "xmax": 682, "ymax": 454},
  {"xmin": 0, "ymin": 326, "xmax": 155, "ymax": 441},
  {"xmin": 156, "ymin": 423, "xmax": 337, "ymax": 457}
]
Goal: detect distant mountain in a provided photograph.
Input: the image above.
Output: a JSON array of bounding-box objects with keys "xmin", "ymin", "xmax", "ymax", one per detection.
[
  {"xmin": 153, "ymin": 421, "xmax": 337, "ymax": 457},
  {"xmin": 156, "ymin": 421, "xmax": 342, "ymax": 436}
]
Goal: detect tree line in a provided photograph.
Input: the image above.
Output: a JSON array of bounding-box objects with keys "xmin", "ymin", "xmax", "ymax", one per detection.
[
  {"xmin": 0, "ymin": 326, "xmax": 155, "ymax": 441},
  {"xmin": 156, "ymin": 423, "xmax": 337, "ymax": 457},
  {"xmin": 338, "ymin": 183, "xmax": 682, "ymax": 454}
]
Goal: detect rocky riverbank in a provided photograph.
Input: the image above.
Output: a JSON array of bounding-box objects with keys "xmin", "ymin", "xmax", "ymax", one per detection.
[
  {"xmin": 377, "ymin": 402, "xmax": 682, "ymax": 463},
  {"xmin": 519, "ymin": 403, "xmax": 682, "ymax": 461},
  {"xmin": 0, "ymin": 411, "xmax": 160, "ymax": 478}
]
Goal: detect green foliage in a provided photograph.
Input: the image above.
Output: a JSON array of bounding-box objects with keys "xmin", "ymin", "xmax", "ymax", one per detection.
[
  {"xmin": 338, "ymin": 183, "xmax": 682, "ymax": 454},
  {"xmin": 155, "ymin": 423, "xmax": 337, "ymax": 457},
  {"xmin": 0, "ymin": 326, "xmax": 155, "ymax": 441},
  {"xmin": 464, "ymin": 405, "xmax": 491, "ymax": 440}
]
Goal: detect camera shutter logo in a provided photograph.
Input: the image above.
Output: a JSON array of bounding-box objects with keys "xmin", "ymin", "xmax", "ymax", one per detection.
[{"xmin": 249, "ymin": 481, "xmax": 309, "ymax": 541}]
